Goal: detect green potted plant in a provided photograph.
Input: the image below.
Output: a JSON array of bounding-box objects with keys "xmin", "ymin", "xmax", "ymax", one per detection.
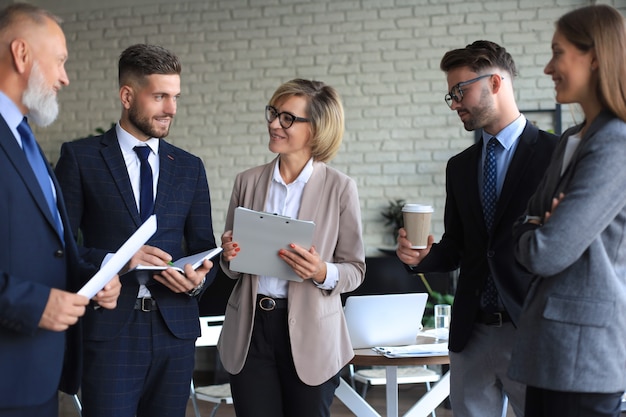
[
  {"xmin": 418, "ymin": 273, "xmax": 454, "ymax": 328},
  {"xmin": 381, "ymin": 198, "xmax": 405, "ymax": 244}
]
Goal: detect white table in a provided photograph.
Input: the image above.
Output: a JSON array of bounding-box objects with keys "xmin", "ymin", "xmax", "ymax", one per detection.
[{"xmin": 335, "ymin": 348, "xmax": 450, "ymax": 417}]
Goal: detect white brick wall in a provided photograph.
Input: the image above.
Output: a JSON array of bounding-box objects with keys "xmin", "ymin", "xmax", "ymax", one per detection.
[{"xmin": 29, "ymin": 0, "xmax": 624, "ymax": 254}]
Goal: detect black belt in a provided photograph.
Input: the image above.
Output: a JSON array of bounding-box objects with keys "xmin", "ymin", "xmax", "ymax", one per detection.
[
  {"xmin": 134, "ymin": 297, "xmax": 158, "ymax": 312},
  {"xmin": 257, "ymin": 295, "xmax": 287, "ymax": 311},
  {"xmin": 477, "ymin": 310, "xmax": 511, "ymax": 327}
]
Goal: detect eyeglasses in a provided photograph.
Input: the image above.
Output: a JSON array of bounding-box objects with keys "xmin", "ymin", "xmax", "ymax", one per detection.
[
  {"xmin": 265, "ymin": 105, "xmax": 310, "ymax": 129},
  {"xmin": 444, "ymin": 74, "xmax": 499, "ymax": 108}
]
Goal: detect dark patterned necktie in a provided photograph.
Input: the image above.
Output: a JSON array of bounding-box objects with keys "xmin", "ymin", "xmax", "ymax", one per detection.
[
  {"xmin": 133, "ymin": 146, "xmax": 154, "ymax": 222},
  {"xmin": 18, "ymin": 117, "xmax": 64, "ymax": 242},
  {"xmin": 483, "ymin": 137, "xmax": 498, "ymax": 231},
  {"xmin": 481, "ymin": 137, "xmax": 500, "ymax": 312}
]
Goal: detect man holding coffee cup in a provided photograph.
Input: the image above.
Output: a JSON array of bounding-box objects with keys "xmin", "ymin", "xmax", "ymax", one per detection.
[{"xmin": 396, "ymin": 41, "xmax": 557, "ymax": 417}]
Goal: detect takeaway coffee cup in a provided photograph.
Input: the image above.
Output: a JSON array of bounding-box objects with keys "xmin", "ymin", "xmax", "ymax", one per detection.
[{"xmin": 402, "ymin": 204, "xmax": 433, "ymax": 249}]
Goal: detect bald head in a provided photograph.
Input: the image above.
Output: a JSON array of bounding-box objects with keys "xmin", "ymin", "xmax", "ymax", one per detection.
[{"xmin": 0, "ymin": 3, "xmax": 61, "ymax": 43}]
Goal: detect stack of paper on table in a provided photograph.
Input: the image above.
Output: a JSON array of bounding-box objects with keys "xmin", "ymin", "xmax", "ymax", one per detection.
[{"xmin": 372, "ymin": 343, "xmax": 449, "ymax": 358}]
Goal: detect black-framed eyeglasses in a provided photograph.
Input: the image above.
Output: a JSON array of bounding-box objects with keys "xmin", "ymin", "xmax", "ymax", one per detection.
[
  {"xmin": 265, "ymin": 105, "xmax": 310, "ymax": 129},
  {"xmin": 444, "ymin": 74, "xmax": 499, "ymax": 108}
]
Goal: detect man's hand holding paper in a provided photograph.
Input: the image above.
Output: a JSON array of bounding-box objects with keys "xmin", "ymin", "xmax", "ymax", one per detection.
[
  {"xmin": 126, "ymin": 244, "xmax": 215, "ymax": 294},
  {"xmin": 155, "ymin": 260, "xmax": 212, "ymax": 294}
]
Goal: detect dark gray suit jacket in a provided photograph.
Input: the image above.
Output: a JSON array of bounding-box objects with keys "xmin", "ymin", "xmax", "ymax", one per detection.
[{"xmin": 511, "ymin": 111, "xmax": 626, "ymax": 392}]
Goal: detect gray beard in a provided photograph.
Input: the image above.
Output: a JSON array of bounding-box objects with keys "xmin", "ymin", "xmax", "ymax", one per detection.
[{"xmin": 22, "ymin": 63, "xmax": 59, "ymax": 127}]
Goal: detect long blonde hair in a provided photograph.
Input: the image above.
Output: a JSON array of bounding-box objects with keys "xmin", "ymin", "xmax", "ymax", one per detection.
[{"xmin": 556, "ymin": 5, "xmax": 626, "ymax": 122}]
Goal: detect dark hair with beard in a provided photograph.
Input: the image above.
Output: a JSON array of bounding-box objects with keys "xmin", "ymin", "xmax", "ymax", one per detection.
[
  {"xmin": 118, "ymin": 44, "xmax": 181, "ymax": 88},
  {"xmin": 440, "ymin": 40, "xmax": 518, "ymax": 78}
]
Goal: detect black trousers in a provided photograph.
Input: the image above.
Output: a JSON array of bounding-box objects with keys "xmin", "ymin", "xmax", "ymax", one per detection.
[
  {"xmin": 525, "ymin": 385, "xmax": 623, "ymax": 417},
  {"xmin": 229, "ymin": 306, "xmax": 339, "ymax": 417}
]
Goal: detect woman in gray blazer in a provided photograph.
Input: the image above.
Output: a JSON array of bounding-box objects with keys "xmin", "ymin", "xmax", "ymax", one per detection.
[
  {"xmin": 510, "ymin": 5, "xmax": 626, "ymax": 416},
  {"xmin": 217, "ymin": 79, "xmax": 365, "ymax": 417}
]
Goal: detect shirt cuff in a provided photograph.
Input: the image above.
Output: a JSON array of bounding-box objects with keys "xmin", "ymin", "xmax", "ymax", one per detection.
[{"xmin": 313, "ymin": 262, "xmax": 339, "ymax": 290}]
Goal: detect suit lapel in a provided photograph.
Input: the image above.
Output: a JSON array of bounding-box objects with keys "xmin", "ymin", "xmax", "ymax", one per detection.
[
  {"xmin": 493, "ymin": 121, "xmax": 537, "ymax": 227},
  {"xmin": 251, "ymin": 158, "xmax": 275, "ymax": 212},
  {"xmin": 552, "ymin": 111, "xmax": 611, "ymax": 197},
  {"xmin": 0, "ymin": 118, "xmax": 61, "ymax": 242},
  {"xmin": 155, "ymin": 140, "xmax": 175, "ymax": 215},
  {"xmin": 463, "ymin": 143, "xmax": 488, "ymax": 237},
  {"xmin": 298, "ymin": 161, "xmax": 325, "ymax": 221},
  {"xmin": 100, "ymin": 129, "xmax": 143, "ymax": 227}
]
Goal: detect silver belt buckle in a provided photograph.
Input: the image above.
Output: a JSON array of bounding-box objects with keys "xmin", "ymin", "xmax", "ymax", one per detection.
[
  {"xmin": 141, "ymin": 297, "xmax": 152, "ymax": 312},
  {"xmin": 259, "ymin": 297, "xmax": 276, "ymax": 311},
  {"xmin": 493, "ymin": 312, "xmax": 503, "ymax": 327}
]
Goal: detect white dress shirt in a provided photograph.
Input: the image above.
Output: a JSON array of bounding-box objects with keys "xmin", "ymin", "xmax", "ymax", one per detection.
[
  {"xmin": 257, "ymin": 158, "xmax": 339, "ymax": 298},
  {"xmin": 115, "ymin": 123, "xmax": 160, "ymax": 298}
]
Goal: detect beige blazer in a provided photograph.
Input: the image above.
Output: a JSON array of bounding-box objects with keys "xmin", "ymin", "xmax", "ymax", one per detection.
[{"xmin": 217, "ymin": 157, "xmax": 365, "ymax": 386}]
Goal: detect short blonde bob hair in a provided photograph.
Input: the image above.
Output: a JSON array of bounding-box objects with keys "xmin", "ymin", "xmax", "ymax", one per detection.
[{"xmin": 268, "ymin": 79, "xmax": 344, "ymax": 163}]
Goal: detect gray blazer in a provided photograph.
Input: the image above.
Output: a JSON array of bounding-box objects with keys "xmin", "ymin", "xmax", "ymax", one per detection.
[
  {"xmin": 217, "ymin": 157, "xmax": 365, "ymax": 386},
  {"xmin": 510, "ymin": 111, "xmax": 626, "ymax": 393}
]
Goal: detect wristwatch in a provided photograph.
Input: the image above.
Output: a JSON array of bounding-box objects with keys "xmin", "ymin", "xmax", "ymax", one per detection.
[
  {"xmin": 186, "ymin": 276, "xmax": 206, "ymax": 297},
  {"xmin": 522, "ymin": 215, "xmax": 543, "ymax": 225}
]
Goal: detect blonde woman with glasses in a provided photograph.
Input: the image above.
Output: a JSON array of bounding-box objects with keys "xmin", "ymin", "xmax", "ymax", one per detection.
[{"xmin": 217, "ymin": 79, "xmax": 365, "ymax": 417}]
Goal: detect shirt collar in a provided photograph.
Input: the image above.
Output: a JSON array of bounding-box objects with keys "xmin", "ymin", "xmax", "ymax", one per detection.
[
  {"xmin": 482, "ymin": 113, "xmax": 526, "ymax": 151},
  {"xmin": 272, "ymin": 157, "xmax": 314, "ymax": 185},
  {"xmin": 116, "ymin": 122, "xmax": 159, "ymax": 155},
  {"xmin": 0, "ymin": 91, "xmax": 26, "ymax": 136}
]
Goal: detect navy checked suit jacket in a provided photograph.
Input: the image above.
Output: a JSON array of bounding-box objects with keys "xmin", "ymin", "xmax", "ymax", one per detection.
[
  {"xmin": 0, "ymin": 116, "xmax": 93, "ymax": 407},
  {"xmin": 411, "ymin": 121, "xmax": 558, "ymax": 352},
  {"xmin": 54, "ymin": 127, "xmax": 217, "ymax": 341}
]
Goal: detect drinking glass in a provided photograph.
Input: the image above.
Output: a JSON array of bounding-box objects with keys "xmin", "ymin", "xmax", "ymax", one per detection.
[{"xmin": 434, "ymin": 304, "xmax": 451, "ymax": 342}]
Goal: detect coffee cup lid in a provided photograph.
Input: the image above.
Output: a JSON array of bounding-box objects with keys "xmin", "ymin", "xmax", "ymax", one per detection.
[{"xmin": 402, "ymin": 203, "xmax": 433, "ymax": 213}]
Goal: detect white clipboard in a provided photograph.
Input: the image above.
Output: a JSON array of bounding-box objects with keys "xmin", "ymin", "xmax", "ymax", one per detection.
[{"xmin": 229, "ymin": 207, "xmax": 315, "ymax": 282}]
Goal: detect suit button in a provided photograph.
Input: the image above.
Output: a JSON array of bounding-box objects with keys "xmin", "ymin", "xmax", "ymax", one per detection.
[
  {"xmin": 487, "ymin": 250, "xmax": 495, "ymax": 258},
  {"xmin": 54, "ymin": 249, "xmax": 64, "ymax": 258}
]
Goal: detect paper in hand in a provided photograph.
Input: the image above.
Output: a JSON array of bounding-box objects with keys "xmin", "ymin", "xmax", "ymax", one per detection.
[
  {"xmin": 77, "ymin": 215, "xmax": 157, "ymax": 298},
  {"xmin": 133, "ymin": 247, "xmax": 223, "ymax": 274}
]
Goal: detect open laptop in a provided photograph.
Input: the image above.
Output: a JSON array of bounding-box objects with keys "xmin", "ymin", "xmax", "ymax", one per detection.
[{"xmin": 343, "ymin": 293, "xmax": 428, "ymax": 349}]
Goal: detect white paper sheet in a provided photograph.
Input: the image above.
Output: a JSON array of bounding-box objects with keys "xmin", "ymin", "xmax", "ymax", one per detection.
[
  {"xmin": 372, "ymin": 343, "xmax": 449, "ymax": 358},
  {"xmin": 77, "ymin": 215, "xmax": 157, "ymax": 298},
  {"xmin": 132, "ymin": 247, "xmax": 223, "ymax": 274}
]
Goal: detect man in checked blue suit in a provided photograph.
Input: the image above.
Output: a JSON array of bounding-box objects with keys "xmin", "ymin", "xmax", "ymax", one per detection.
[
  {"xmin": 55, "ymin": 44, "xmax": 218, "ymax": 417},
  {"xmin": 0, "ymin": 4, "xmax": 120, "ymax": 417}
]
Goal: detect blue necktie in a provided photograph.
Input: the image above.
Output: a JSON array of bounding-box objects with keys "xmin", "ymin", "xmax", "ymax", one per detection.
[
  {"xmin": 18, "ymin": 117, "xmax": 64, "ymax": 242},
  {"xmin": 481, "ymin": 137, "xmax": 500, "ymax": 312},
  {"xmin": 133, "ymin": 146, "xmax": 154, "ymax": 222}
]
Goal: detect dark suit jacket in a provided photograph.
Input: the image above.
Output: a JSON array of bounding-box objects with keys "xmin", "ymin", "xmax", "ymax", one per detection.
[
  {"xmin": 54, "ymin": 126, "xmax": 217, "ymax": 341},
  {"xmin": 0, "ymin": 116, "xmax": 92, "ymax": 407},
  {"xmin": 411, "ymin": 122, "xmax": 557, "ymax": 352}
]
